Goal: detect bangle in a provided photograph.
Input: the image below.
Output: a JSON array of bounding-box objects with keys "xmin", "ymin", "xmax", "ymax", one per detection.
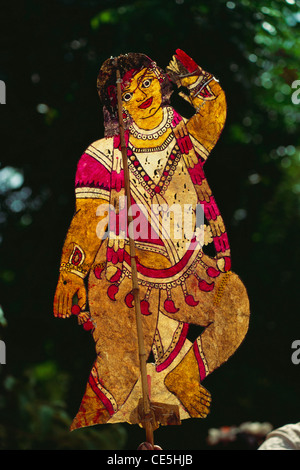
[{"xmin": 60, "ymin": 262, "xmax": 87, "ymax": 279}]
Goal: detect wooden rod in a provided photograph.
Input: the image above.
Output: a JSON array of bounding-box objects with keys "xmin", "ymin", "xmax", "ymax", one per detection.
[{"xmin": 115, "ymin": 65, "xmax": 154, "ymax": 446}]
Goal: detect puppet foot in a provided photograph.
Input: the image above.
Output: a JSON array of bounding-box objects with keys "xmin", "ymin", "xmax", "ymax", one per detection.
[{"xmin": 164, "ymin": 348, "xmax": 211, "ymax": 419}]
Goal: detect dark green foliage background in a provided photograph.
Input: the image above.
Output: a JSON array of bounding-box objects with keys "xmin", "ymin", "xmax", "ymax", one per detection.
[{"xmin": 0, "ymin": 0, "xmax": 299, "ymax": 450}]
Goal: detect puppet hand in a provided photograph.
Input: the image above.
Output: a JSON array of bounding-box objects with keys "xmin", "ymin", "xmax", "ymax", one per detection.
[
  {"xmin": 174, "ymin": 49, "xmax": 200, "ymax": 74},
  {"xmin": 210, "ymin": 216, "xmax": 225, "ymax": 238},
  {"xmin": 77, "ymin": 311, "xmax": 90, "ymax": 325},
  {"xmin": 197, "ymin": 179, "xmax": 212, "ymax": 203},
  {"xmin": 167, "ymin": 49, "xmax": 202, "ymax": 88},
  {"xmin": 53, "ymin": 271, "xmax": 86, "ymax": 319}
]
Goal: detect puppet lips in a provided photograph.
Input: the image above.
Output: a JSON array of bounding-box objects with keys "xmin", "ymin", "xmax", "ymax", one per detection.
[{"xmin": 139, "ymin": 97, "xmax": 153, "ymax": 109}]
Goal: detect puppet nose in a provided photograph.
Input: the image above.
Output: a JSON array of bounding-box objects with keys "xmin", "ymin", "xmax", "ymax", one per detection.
[{"xmin": 135, "ymin": 87, "xmax": 147, "ymax": 101}]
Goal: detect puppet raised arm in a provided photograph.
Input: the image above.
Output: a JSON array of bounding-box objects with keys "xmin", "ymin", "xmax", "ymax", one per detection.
[
  {"xmin": 166, "ymin": 49, "xmax": 226, "ymax": 159},
  {"xmin": 167, "ymin": 50, "xmax": 230, "ymax": 270}
]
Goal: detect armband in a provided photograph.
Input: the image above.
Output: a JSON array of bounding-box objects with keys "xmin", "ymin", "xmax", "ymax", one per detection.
[
  {"xmin": 60, "ymin": 244, "xmax": 88, "ymax": 278},
  {"xmin": 59, "ymin": 262, "xmax": 87, "ymax": 278}
]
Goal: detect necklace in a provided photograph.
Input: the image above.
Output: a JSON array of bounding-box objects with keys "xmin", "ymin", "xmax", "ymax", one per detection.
[
  {"xmin": 130, "ymin": 133, "xmax": 175, "ymax": 153},
  {"xmin": 129, "ymin": 106, "xmax": 174, "ymax": 140}
]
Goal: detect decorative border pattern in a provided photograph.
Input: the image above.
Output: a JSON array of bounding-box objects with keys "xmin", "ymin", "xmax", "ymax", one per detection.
[
  {"xmin": 156, "ymin": 322, "xmax": 189, "ymax": 372},
  {"xmin": 122, "ymin": 248, "xmax": 202, "ymax": 288},
  {"xmin": 60, "ymin": 261, "xmax": 87, "ymax": 279},
  {"xmin": 89, "ymin": 364, "xmax": 118, "ymax": 416},
  {"xmin": 213, "ymin": 271, "xmax": 233, "ymax": 305},
  {"xmin": 194, "ymin": 336, "xmax": 209, "ymax": 380},
  {"xmin": 75, "ymin": 187, "xmax": 110, "ymax": 200},
  {"xmin": 128, "ymin": 144, "xmax": 182, "ymax": 199}
]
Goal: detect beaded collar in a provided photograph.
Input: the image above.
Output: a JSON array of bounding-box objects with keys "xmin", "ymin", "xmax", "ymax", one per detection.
[
  {"xmin": 128, "ymin": 106, "xmax": 174, "ymax": 140},
  {"xmin": 128, "ymin": 143, "xmax": 181, "ymax": 198},
  {"xmin": 129, "ymin": 133, "xmax": 175, "ymax": 153}
]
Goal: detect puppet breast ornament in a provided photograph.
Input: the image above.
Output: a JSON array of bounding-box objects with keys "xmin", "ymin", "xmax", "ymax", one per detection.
[{"xmin": 54, "ymin": 50, "xmax": 250, "ymax": 435}]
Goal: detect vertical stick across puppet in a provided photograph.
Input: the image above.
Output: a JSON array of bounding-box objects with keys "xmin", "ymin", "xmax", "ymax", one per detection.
[{"xmin": 53, "ymin": 50, "xmax": 250, "ymax": 443}]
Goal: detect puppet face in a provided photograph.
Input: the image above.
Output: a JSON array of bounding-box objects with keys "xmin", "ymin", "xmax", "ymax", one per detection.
[{"xmin": 121, "ymin": 67, "xmax": 163, "ymax": 126}]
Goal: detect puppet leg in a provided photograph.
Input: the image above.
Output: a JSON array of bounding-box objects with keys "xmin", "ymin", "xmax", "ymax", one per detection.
[
  {"xmin": 70, "ymin": 269, "xmax": 160, "ymax": 431},
  {"xmin": 164, "ymin": 271, "xmax": 250, "ymax": 418}
]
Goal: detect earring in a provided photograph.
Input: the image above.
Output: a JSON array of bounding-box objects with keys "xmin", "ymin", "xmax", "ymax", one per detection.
[{"xmin": 122, "ymin": 108, "xmax": 130, "ymax": 122}]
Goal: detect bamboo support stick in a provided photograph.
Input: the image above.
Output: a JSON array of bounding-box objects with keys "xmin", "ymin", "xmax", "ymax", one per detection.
[{"xmin": 115, "ymin": 65, "xmax": 154, "ymax": 446}]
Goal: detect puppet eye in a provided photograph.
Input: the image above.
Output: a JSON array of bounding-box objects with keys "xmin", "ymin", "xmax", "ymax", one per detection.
[
  {"xmin": 123, "ymin": 92, "xmax": 133, "ymax": 102},
  {"xmin": 142, "ymin": 78, "xmax": 152, "ymax": 88}
]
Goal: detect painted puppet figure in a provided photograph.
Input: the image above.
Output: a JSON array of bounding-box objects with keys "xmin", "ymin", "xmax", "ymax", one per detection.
[{"xmin": 53, "ymin": 50, "xmax": 250, "ymax": 431}]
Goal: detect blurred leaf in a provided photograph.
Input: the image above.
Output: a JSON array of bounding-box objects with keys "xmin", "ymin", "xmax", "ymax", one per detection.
[{"xmin": 0, "ymin": 305, "xmax": 7, "ymax": 327}]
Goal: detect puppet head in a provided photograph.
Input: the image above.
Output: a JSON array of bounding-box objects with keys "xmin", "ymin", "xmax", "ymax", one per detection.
[{"xmin": 97, "ymin": 53, "xmax": 173, "ymax": 136}]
